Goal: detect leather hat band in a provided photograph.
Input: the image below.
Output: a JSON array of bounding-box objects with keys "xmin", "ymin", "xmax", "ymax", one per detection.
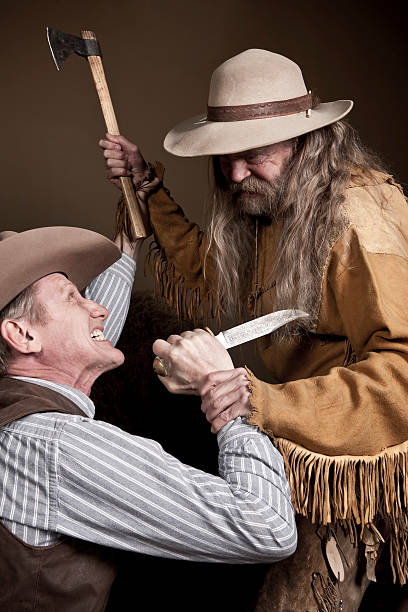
[{"xmin": 207, "ymin": 92, "xmax": 316, "ymax": 122}]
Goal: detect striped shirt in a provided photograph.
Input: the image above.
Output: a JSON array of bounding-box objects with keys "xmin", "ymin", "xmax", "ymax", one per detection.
[
  {"xmin": 0, "ymin": 256, "xmax": 297, "ymax": 563},
  {"xmin": 83, "ymin": 251, "xmax": 136, "ymax": 346}
]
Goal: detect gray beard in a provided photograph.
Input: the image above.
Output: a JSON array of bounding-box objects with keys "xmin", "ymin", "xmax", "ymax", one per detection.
[{"xmin": 226, "ymin": 171, "xmax": 288, "ymax": 219}]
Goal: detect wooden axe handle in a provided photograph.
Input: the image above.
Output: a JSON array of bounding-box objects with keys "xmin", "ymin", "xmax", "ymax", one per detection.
[{"xmin": 81, "ymin": 30, "xmax": 148, "ymax": 239}]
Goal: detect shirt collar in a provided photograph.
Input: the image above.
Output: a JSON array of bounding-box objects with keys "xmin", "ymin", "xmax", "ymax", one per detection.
[{"xmin": 11, "ymin": 376, "xmax": 95, "ymax": 419}]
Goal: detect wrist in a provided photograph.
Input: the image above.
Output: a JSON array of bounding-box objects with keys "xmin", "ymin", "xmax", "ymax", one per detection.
[
  {"xmin": 130, "ymin": 162, "xmax": 161, "ymax": 194},
  {"xmin": 114, "ymin": 234, "xmax": 144, "ymax": 261}
]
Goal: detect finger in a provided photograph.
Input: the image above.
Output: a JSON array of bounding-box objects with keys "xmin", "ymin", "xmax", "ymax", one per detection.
[
  {"xmin": 204, "ymin": 386, "xmax": 250, "ymax": 421},
  {"xmin": 210, "ymin": 402, "xmax": 252, "ymax": 434},
  {"xmin": 201, "ymin": 372, "xmax": 249, "ymax": 412},
  {"xmin": 166, "ymin": 334, "xmax": 183, "ymax": 344},
  {"xmin": 106, "ymin": 168, "xmax": 130, "ymax": 180},
  {"xmin": 191, "ymin": 328, "xmax": 211, "ymax": 336},
  {"xmin": 152, "ymin": 338, "xmax": 171, "ymax": 357},
  {"xmin": 103, "ymin": 149, "xmax": 125, "ymax": 160},
  {"xmin": 106, "ymin": 158, "xmax": 128, "ymax": 169},
  {"xmin": 106, "ymin": 133, "xmax": 140, "ymax": 155},
  {"xmin": 200, "ymin": 367, "xmax": 247, "ymax": 396},
  {"xmin": 180, "ymin": 330, "xmax": 197, "ymax": 338},
  {"xmin": 99, "ymin": 138, "xmax": 122, "ymax": 151},
  {"xmin": 105, "ymin": 133, "xmax": 124, "ymax": 143}
]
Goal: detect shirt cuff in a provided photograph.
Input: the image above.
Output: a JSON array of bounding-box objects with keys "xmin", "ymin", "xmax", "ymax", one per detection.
[
  {"xmin": 107, "ymin": 252, "xmax": 136, "ymax": 286},
  {"xmin": 217, "ymin": 417, "xmax": 259, "ymax": 450}
]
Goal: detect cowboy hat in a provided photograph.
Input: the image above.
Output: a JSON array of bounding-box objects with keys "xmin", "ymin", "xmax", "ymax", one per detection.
[
  {"xmin": 0, "ymin": 227, "xmax": 120, "ymax": 310},
  {"xmin": 164, "ymin": 49, "xmax": 353, "ymax": 157}
]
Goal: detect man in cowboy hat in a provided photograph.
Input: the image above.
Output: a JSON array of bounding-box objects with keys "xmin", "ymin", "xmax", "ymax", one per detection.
[
  {"xmin": 0, "ymin": 224, "xmax": 297, "ymax": 610},
  {"xmin": 100, "ymin": 48, "xmax": 408, "ymax": 608}
]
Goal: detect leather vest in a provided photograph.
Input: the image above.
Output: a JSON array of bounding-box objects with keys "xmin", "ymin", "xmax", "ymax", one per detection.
[{"xmin": 0, "ymin": 377, "xmax": 118, "ymax": 611}]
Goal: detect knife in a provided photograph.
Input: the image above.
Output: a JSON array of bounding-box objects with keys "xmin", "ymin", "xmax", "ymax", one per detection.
[
  {"xmin": 213, "ymin": 309, "xmax": 309, "ymax": 349},
  {"xmin": 153, "ymin": 309, "xmax": 309, "ymax": 376}
]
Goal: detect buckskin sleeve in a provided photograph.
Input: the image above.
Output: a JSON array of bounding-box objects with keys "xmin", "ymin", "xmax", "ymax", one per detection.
[
  {"xmin": 147, "ymin": 171, "xmax": 219, "ymax": 321},
  {"xmin": 247, "ymin": 224, "xmax": 408, "ymax": 456}
]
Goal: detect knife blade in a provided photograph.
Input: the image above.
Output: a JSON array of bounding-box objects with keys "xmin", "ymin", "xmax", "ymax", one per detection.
[{"xmin": 214, "ymin": 309, "xmax": 309, "ymax": 349}]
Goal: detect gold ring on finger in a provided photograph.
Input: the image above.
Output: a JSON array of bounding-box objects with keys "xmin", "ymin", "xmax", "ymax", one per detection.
[{"xmin": 153, "ymin": 356, "xmax": 169, "ymax": 377}]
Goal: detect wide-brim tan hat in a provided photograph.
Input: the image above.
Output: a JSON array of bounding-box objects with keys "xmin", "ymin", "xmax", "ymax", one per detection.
[
  {"xmin": 0, "ymin": 227, "xmax": 120, "ymax": 310},
  {"xmin": 164, "ymin": 49, "xmax": 353, "ymax": 157}
]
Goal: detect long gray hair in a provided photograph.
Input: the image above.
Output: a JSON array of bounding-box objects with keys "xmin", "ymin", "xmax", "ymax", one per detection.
[{"xmin": 205, "ymin": 120, "xmax": 388, "ymax": 327}]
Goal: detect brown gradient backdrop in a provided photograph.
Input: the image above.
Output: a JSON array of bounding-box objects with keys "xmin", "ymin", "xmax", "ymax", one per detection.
[
  {"xmin": 1, "ymin": 2, "xmax": 408, "ymax": 609},
  {"xmin": 1, "ymin": 0, "xmax": 407, "ymax": 294}
]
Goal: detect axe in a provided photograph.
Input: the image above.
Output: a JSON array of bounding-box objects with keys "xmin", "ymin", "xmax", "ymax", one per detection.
[{"xmin": 47, "ymin": 27, "xmax": 148, "ymax": 239}]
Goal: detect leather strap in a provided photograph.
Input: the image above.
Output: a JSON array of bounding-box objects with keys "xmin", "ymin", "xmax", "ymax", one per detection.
[{"xmin": 207, "ymin": 92, "xmax": 316, "ymax": 122}]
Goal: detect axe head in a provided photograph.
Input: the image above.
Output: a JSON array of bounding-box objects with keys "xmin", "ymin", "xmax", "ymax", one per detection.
[{"xmin": 47, "ymin": 27, "xmax": 102, "ymax": 70}]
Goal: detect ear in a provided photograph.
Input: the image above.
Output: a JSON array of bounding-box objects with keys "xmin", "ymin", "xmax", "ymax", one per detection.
[{"xmin": 0, "ymin": 319, "xmax": 42, "ymax": 355}]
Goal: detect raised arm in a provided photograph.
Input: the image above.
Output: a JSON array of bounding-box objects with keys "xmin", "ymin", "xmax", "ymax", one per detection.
[{"xmin": 99, "ymin": 134, "xmax": 217, "ymax": 321}]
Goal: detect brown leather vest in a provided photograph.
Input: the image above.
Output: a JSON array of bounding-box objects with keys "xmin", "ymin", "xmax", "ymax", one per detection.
[{"xmin": 0, "ymin": 377, "xmax": 118, "ymax": 611}]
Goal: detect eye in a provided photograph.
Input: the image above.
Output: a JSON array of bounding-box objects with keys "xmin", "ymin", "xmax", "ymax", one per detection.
[{"xmin": 247, "ymin": 154, "xmax": 264, "ymax": 165}]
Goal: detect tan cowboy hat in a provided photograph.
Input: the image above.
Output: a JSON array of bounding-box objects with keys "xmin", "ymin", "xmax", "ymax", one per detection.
[
  {"xmin": 164, "ymin": 49, "xmax": 353, "ymax": 157},
  {"xmin": 0, "ymin": 227, "xmax": 120, "ymax": 310}
]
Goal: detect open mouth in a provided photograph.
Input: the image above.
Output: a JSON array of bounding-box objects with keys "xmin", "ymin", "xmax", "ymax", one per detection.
[{"xmin": 90, "ymin": 329, "xmax": 105, "ymax": 342}]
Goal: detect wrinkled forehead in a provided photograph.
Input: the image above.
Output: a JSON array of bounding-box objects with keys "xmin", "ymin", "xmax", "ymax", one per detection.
[{"xmin": 32, "ymin": 272, "xmax": 73, "ymax": 300}]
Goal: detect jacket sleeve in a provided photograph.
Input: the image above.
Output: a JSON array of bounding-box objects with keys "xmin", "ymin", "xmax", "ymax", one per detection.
[
  {"xmin": 146, "ymin": 171, "xmax": 219, "ymax": 321},
  {"xmin": 247, "ymin": 224, "xmax": 408, "ymax": 456}
]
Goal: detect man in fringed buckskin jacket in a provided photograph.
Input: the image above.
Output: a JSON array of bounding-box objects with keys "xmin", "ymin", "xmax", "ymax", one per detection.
[{"xmin": 101, "ymin": 48, "xmax": 408, "ymax": 610}]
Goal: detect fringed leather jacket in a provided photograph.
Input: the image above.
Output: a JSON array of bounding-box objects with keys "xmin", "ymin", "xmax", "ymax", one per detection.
[{"xmin": 144, "ymin": 166, "xmax": 408, "ymax": 584}]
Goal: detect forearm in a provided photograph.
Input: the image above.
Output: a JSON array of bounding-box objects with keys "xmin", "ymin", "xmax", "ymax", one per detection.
[
  {"xmin": 247, "ymin": 224, "xmax": 408, "ymax": 456},
  {"xmin": 84, "ymin": 253, "xmax": 136, "ymax": 346},
  {"xmin": 247, "ymin": 350, "xmax": 408, "ymax": 456},
  {"xmin": 56, "ymin": 417, "xmax": 296, "ymax": 563},
  {"xmin": 147, "ymin": 173, "xmax": 217, "ymax": 293}
]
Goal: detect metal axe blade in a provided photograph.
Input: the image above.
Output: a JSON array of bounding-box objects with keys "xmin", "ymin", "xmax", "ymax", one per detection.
[{"xmin": 47, "ymin": 27, "xmax": 102, "ymax": 70}]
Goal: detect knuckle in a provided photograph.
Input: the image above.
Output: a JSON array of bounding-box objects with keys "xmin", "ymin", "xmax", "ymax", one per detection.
[
  {"xmin": 170, "ymin": 345, "xmax": 181, "ymax": 359},
  {"xmin": 220, "ymin": 410, "xmax": 230, "ymax": 423},
  {"xmin": 212, "ymin": 398, "xmax": 222, "ymax": 412}
]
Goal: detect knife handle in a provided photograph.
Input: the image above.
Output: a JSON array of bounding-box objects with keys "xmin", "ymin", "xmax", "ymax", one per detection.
[
  {"xmin": 81, "ymin": 30, "xmax": 148, "ymax": 239},
  {"xmin": 204, "ymin": 326, "xmax": 228, "ymax": 349},
  {"xmin": 214, "ymin": 331, "xmax": 228, "ymax": 349}
]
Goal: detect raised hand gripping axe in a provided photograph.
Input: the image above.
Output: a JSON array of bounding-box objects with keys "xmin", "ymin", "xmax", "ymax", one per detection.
[{"xmin": 47, "ymin": 27, "xmax": 148, "ymax": 239}]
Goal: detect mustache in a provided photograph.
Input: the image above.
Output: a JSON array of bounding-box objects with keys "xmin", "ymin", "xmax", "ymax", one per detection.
[{"xmin": 227, "ymin": 176, "xmax": 272, "ymax": 194}]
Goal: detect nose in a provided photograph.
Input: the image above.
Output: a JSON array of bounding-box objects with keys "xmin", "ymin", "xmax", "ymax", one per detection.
[
  {"xmin": 229, "ymin": 159, "xmax": 251, "ymax": 183},
  {"xmin": 87, "ymin": 299, "xmax": 108, "ymax": 321}
]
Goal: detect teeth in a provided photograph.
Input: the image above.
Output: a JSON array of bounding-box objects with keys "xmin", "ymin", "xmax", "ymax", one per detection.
[{"xmin": 91, "ymin": 330, "xmax": 105, "ymax": 341}]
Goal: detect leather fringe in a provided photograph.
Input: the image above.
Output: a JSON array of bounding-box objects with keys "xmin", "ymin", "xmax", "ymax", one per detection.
[
  {"xmin": 275, "ymin": 437, "xmax": 408, "ymax": 585},
  {"xmin": 145, "ymin": 242, "xmax": 221, "ymax": 326},
  {"xmin": 114, "ymin": 197, "xmax": 134, "ymax": 243}
]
